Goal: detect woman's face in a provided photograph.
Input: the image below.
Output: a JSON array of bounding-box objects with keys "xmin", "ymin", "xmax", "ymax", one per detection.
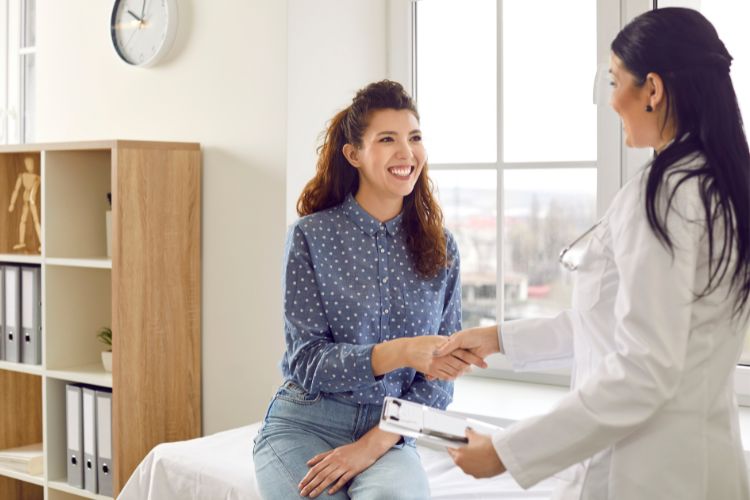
[
  {"xmin": 609, "ymin": 53, "xmax": 673, "ymax": 150},
  {"xmin": 345, "ymin": 108, "xmax": 426, "ymax": 206}
]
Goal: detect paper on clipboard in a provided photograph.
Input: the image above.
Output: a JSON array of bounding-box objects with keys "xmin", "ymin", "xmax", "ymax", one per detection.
[{"xmin": 379, "ymin": 397, "xmax": 502, "ymax": 448}]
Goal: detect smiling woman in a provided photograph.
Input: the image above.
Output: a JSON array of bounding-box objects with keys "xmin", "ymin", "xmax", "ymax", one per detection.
[{"xmin": 252, "ymin": 81, "xmax": 481, "ymax": 499}]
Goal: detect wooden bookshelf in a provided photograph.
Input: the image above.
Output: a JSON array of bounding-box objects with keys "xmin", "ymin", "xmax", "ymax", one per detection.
[{"xmin": 0, "ymin": 140, "xmax": 201, "ymax": 498}]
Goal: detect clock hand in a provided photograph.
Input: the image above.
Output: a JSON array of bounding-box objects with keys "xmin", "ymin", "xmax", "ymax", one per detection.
[
  {"xmin": 124, "ymin": 27, "xmax": 139, "ymax": 48},
  {"xmin": 127, "ymin": 9, "xmax": 143, "ymax": 22}
]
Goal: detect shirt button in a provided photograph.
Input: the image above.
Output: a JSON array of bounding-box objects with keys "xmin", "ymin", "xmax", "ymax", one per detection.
[
  {"xmin": 384, "ymin": 308, "xmax": 390, "ymax": 314},
  {"xmin": 379, "ymin": 247, "xmax": 384, "ymax": 253},
  {"xmin": 382, "ymin": 277, "xmax": 389, "ymax": 283}
]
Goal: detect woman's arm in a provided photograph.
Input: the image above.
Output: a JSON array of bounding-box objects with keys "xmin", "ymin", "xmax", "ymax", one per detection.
[{"xmin": 285, "ymin": 225, "xmax": 473, "ymax": 393}]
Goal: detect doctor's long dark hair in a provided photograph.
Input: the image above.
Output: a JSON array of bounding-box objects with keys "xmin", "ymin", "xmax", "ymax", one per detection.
[{"xmin": 612, "ymin": 7, "xmax": 750, "ymax": 317}]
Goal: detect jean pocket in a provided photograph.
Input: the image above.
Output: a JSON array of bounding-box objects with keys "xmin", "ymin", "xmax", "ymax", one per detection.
[{"xmin": 275, "ymin": 380, "xmax": 322, "ymax": 405}]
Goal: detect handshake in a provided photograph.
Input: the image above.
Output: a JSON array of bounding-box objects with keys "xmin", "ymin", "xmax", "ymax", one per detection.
[{"xmin": 375, "ymin": 326, "xmax": 502, "ymax": 381}]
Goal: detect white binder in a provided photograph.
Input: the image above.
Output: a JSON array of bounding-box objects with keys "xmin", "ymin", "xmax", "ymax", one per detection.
[
  {"xmin": 83, "ymin": 387, "xmax": 99, "ymax": 493},
  {"xmin": 0, "ymin": 265, "xmax": 5, "ymax": 361},
  {"xmin": 20, "ymin": 266, "xmax": 41, "ymax": 365},
  {"xmin": 66, "ymin": 384, "xmax": 84, "ymax": 488},
  {"xmin": 96, "ymin": 389, "xmax": 114, "ymax": 496},
  {"xmin": 379, "ymin": 397, "xmax": 501, "ymax": 448},
  {"xmin": 3, "ymin": 265, "xmax": 21, "ymax": 363}
]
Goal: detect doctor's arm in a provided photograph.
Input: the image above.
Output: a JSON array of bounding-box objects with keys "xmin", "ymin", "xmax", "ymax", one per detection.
[{"xmin": 488, "ymin": 185, "xmax": 701, "ymax": 488}]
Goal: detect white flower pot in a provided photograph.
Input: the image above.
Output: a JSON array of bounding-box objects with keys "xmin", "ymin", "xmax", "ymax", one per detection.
[{"xmin": 102, "ymin": 350, "xmax": 113, "ymax": 372}]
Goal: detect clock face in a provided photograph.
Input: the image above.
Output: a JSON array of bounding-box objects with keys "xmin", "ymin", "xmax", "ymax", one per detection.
[{"xmin": 111, "ymin": 0, "xmax": 178, "ymax": 67}]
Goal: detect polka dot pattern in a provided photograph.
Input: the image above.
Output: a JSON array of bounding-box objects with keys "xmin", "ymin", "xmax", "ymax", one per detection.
[{"xmin": 279, "ymin": 194, "xmax": 462, "ymax": 409}]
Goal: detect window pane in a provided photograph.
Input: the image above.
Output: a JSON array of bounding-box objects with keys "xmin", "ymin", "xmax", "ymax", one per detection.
[
  {"xmin": 22, "ymin": 53, "xmax": 35, "ymax": 142},
  {"xmin": 417, "ymin": 0, "xmax": 497, "ymax": 164},
  {"xmin": 432, "ymin": 169, "xmax": 497, "ymax": 328},
  {"xmin": 503, "ymin": 168, "xmax": 597, "ymax": 320},
  {"xmin": 502, "ymin": 0, "xmax": 596, "ymax": 162},
  {"xmin": 23, "ymin": 0, "xmax": 35, "ymax": 48}
]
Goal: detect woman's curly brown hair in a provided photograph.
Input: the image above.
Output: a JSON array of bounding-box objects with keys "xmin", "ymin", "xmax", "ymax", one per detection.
[{"xmin": 296, "ymin": 80, "xmax": 447, "ymax": 278}]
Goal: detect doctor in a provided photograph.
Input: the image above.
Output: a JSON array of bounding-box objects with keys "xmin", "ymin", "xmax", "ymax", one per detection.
[{"xmin": 437, "ymin": 7, "xmax": 750, "ymax": 499}]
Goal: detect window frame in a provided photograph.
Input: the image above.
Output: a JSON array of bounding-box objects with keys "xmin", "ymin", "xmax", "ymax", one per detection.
[
  {"xmin": 388, "ymin": 0, "xmax": 750, "ymax": 403},
  {"xmin": 391, "ymin": 0, "xmax": 624, "ymax": 385},
  {"xmin": 0, "ymin": 0, "xmax": 35, "ymax": 145}
]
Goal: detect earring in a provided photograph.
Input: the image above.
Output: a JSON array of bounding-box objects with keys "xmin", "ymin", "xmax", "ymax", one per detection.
[{"xmin": 645, "ymin": 105, "xmax": 653, "ymax": 113}]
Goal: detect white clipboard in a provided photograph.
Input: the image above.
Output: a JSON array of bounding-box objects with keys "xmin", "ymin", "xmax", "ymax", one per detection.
[{"xmin": 379, "ymin": 397, "xmax": 502, "ymax": 448}]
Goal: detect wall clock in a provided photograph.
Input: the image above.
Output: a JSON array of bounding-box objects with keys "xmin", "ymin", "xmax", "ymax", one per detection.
[{"xmin": 111, "ymin": 0, "xmax": 178, "ymax": 67}]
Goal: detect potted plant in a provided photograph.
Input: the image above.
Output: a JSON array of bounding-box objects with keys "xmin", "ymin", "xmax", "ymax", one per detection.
[{"xmin": 98, "ymin": 327, "xmax": 112, "ymax": 372}]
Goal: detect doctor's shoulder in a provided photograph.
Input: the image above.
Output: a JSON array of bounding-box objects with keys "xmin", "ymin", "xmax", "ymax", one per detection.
[{"xmin": 606, "ymin": 154, "xmax": 707, "ymax": 232}]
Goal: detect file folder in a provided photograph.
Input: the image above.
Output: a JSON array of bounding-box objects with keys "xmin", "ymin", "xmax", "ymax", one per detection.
[
  {"xmin": 3, "ymin": 266, "xmax": 21, "ymax": 363},
  {"xmin": 0, "ymin": 265, "xmax": 5, "ymax": 361},
  {"xmin": 66, "ymin": 384, "xmax": 84, "ymax": 488},
  {"xmin": 20, "ymin": 266, "xmax": 41, "ymax": 365},
  {"xmin": 83, "ymin": 387, "xmax": 98, "ymax": 493},
  {"xmin": 96, "ymin": 389, "xmax": 114, "ymax": 496}
]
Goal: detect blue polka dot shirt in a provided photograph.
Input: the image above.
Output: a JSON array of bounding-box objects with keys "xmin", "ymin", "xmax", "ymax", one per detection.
[{"xmin": 280, "ymin": 193, "xmax": 462, "ymax": 410}]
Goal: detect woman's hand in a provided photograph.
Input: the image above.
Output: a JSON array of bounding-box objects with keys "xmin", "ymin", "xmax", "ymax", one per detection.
[
  {"xmin": 447, "ymin": 428, "xmax": 506, "ymax": 478},
  {"xmin": 372, "ymin": 336, "xmax": 486, "ymax": 380},
  {"xmin": 299, "ymin": 428, "xmax": 399, "ymax": 497},
  {"xmin": 434, "ymin": 326, "xmax": 502, "ymax": 362},
  {"xmin": 405, "ymin": 336, "xmax": 485, "ymax": 379}
]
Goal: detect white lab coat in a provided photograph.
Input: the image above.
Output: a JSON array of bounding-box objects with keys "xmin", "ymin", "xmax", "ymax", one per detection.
[{"xmin": 493, "ymin": 159, "xmax": 750, "ymax": 500}]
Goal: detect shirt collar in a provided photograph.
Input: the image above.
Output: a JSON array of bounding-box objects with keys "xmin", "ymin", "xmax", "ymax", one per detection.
[{"xmin": 342, "ymin": 193, "xmax": 403, "ymax": 236}]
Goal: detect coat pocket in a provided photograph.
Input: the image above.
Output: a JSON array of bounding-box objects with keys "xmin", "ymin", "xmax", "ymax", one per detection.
[{"xmin": 571, "ymin": 233, "xmax": 608, "ymax": 311}]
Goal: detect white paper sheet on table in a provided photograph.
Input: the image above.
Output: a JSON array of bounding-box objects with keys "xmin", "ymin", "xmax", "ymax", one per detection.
[{"xmin": 118, "ymin": 422, "xmax": 560, "ymax": 500}]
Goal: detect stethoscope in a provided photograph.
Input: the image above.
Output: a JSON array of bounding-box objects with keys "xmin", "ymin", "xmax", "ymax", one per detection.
[{"xmin": 558, "ymin": 219, "xmax": 603, "ymax": 271}]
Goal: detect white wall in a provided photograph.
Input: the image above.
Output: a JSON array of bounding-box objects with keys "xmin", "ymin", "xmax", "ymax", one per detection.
[
  {"xmin": 286, "ymin": 0, "xmax": 389, "ymax": 222},
  {"xmin": 36, "ymin": 0, "xmax": 288, "ymax": 434}
]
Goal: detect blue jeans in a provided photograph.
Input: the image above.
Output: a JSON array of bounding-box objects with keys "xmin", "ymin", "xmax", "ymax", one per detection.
[{"xmin": 253, "ymin": 381, "xmax": 431, "ymax": 500}]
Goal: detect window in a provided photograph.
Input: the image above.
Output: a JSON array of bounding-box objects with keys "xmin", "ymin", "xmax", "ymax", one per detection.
[
  {"xmin": 1, "ymin": 0, "xmax": 35, "ymax": 144},
  {"xmin": 412, "ymin": 0, "xmax": 620, "ymax": 379}
]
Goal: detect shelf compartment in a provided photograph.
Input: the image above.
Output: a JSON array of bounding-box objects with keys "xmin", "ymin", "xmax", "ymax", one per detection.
[
  {"xmin": 46, "ymin": 377, "xmax": 114, "ymax": 500},
  {"xmin": 0, "ymin": 371, "xmax": 42, "ymax": 489},
  {"xmin": 44, "ymin": 150, "xmax": 111, "ymax": 260},
  {"xmin": 0, "ymin": 475, "xmax": 43, "ymax": 499},
  {"xmin": 44, "ymin": 266, "xmax": 111, "ymax": 371},
  {"xmin": 0, "ymin": 153, "xmax": 43, "ymax": 256}
]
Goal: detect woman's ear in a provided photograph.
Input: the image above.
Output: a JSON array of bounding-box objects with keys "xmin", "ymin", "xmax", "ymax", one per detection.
[
  {"xmin": 342, "ymin": 144, "xmax": 360, "ymax": 168},
  {"xmin": 646, "ymin": 72, "xmax": 666, "ymax": 110}
]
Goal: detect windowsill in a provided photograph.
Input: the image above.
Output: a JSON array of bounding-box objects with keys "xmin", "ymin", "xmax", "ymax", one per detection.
[{"xmin": 450, "ymin": 375, "xmax": 750, "ymax": 452}]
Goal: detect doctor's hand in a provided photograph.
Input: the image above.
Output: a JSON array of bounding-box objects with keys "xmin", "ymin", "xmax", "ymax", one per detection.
[
  {"xmin": 405, "ymin": 336, "xmax": 485, "ymax": 380},
  {"xmin": 434, "ymin": 326, "xmax": 502, "ymax": 363},
  {"xmin": 447, "ymin": 428, "xmax": 506, "ymax": 479}
]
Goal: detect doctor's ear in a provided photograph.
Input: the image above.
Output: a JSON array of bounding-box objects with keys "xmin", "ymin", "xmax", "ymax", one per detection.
[
  {"xmin": 645, "ymin": 72, "xmax": 666, "ymax": 111},
  {"xmin": 342, "ymin": 144, "xmax": 361, "ymax": 168}
]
